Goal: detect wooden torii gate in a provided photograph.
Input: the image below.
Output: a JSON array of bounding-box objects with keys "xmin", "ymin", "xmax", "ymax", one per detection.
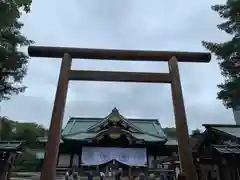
[{"xmin": 28, "ymin": 46, "xmax": 211, "ymax": 180}]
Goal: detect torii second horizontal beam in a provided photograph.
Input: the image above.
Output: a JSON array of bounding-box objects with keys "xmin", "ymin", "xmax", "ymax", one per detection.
[
  {"xmin": 28, "ymin": 46, "xmax": 211, "ymax": 63},
  {"xmin": 68, "ymin": 70, "xmax": 171, "ymax": 83}
]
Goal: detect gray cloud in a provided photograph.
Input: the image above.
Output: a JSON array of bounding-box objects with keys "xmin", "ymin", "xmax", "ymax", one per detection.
[{"xmin": 1, "ymin": 0, "xmax": 234, "ymax": 131}]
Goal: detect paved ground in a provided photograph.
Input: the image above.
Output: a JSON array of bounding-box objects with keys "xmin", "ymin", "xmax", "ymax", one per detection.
[
  {"xmin": 11, "ymin": 175, "xmax": 66, "ymax": 180},
  {"xmin": 11, "ymin": 173, "xmax": 97, "ymax": 180},
  {"xmin": 10, "ymin": 176, "xmax": 122, "ymax": 180},
  {"xmin": 10, "ymin": 175, "xmax": 131, "ymax": 180}
]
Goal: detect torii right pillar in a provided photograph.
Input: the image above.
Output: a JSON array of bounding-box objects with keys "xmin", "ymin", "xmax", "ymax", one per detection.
[{"xmin": 169, "ymin": 56, "xmax": 196, "ymax": 180}]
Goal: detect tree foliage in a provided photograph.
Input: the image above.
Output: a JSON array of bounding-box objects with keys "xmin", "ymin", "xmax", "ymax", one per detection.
[
  {"xmin": 0, "ymin": 0, "xmax": 33, "ymax": 101},
  {"xmin": 202, "ymin": 0, "xmax": 240, "ymax": 108},
  {"xmin": 0, "ymin": 116, "xmax": 13, "ymax": 140},
  {"xmin": 0, "ymin": 117, "xmax": 46, "ymax": 172},
  {"xmin": 0, "ymin": 116, "xmax": 46, "ymax": 147}
]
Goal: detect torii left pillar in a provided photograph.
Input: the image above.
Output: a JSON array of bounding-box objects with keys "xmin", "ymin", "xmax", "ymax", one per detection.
[{"xmin": 40, "ymin": 53, "xmax": 72, "ymax": 180}]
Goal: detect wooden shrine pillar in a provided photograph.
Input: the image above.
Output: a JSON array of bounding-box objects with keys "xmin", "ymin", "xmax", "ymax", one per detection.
[
  {"xmin": 40, "ymin": 53, "xmax": 72, "ymax": 180},
  {"xmin": 0, "ymin": 152, "xmax": 11, "ymax": 180},
  {"xmin": 168, "ymin": 57, "xmax": 196, "ymax": 180},
  {"xmin": 6, "ymin": 154, "xmax": 15, "ymax": 180},
  {"xmin": 129, "ymin": 166, "xmax": 132, "ymax": 179}
]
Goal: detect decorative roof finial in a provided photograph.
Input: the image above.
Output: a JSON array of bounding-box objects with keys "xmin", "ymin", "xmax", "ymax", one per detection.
[{"xmin": 112, "ymin": 107, "xmax": 118, "ymax": 113}]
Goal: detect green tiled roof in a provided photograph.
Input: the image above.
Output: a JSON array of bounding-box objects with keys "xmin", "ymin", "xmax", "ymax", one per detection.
[
  {"xmin": 63, "ymin": 118, "xmax": 166, "ymax": 137},
  {"xmin": 64, "ymin": 132, "xmax": 98, "ymax": 140},
  {"xmin": 213, "ymin": 127, "xmax": 240, "ymax": 138},
  {"xmin": 61, "ymin": 108, "xmax": 167, "ymax": 142},
  {"xmin": 203, "ymin": 124, "xmax": 240, "ymax": 139},
  {"xmin": 130, "ymin": 119, "xmax": 165, "ymax": 137},
  {"xmin": 62, "ymin": 118, "xmax": 100, "ymax": 136},
  {"xmin": 0, "ymin": 141, "xmax": 24, "ymax": 151}
]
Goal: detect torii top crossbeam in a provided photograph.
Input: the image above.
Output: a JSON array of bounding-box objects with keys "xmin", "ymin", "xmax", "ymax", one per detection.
[{"xmin": 28, "ymin": 46, "xmax": 211, "ymax": 63}]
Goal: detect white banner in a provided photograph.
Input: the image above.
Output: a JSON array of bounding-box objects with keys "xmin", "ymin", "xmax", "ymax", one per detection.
[{"xmin": 81, "ymin": 147, "xmax": 147, "ymax": 166}]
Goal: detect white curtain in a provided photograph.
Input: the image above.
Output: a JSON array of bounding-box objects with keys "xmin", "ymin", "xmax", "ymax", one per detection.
[{"xmin": 81, "ymin": 147, "xmax": 147, "ymax": 166}]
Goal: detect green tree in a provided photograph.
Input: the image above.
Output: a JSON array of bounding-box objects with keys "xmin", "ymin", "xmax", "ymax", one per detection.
[
  {"xmin": 202, "ymin": 0, "xmax": 240, "ymax": 108},
  {"xmin": 0, "ymin": 117, "xmax": 46, "ymax": 172},
  {"xmin": 0, "ymin": 117, "xmax": 46, "ymax": 147},
  {"xmin": 0, "ymin": 0, "xmax": 33, "ymax": 101},
  {"xmin": 14, "ymin": 122, "xmax": 46, "ymax": 148},
  {"xmin": 0, "ymin": 116, "xmax": 13, "ymax": 140}
]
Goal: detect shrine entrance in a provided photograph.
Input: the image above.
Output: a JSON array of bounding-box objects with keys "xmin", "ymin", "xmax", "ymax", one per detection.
[
  {"xmin": 82, "ymin": 147, "xmax": 147, "ymax": 178},
  {"xmin": 28, "ymin": 45, "xmax": 211, "ymax": 180}
]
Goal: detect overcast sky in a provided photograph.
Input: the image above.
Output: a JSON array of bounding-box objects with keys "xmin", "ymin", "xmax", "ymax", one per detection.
[{"xmin": 1, "ymin": 0, "xmax": 235, "ymax": 130}]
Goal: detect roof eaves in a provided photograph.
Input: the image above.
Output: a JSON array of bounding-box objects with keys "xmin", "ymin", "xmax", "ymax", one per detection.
[
  {"xmin": 62, "ymin": 131, "xmax": 87, "ymax": 138},
  {"xmin": 86, "ymin": 114, "xmax": 112, "ymax": 132},
  {"xmin": 135, "ymin": 130, "xmax": 168, "ymax": 140},
  {"xmin": 68, "ymin": 119, "xmax": 77, "ymax": 134},
  {"xmin": 86, "ymin": 112, "xmax": 144, "ymax": 133},
  {"xmin": 0, "ymin": 141, "xmax": 25, "ymax": 151},
  {"xmin": 128, "ymin": 118, "xmax": 159, "ymax": 123},
  {"xmin": 203, "ymin": 124, "xmax": 240, "ymax": 128},
  {"xmin": 64, "ymin": 117, "xmax": 102, "ymax": 132},
  {"xmin": 119, "ymin": 115, "xmax": 143, "ymax": 132},
  {"xmin": 210, "ymin": 126, "xmax": 240, "ymax": 139},
  {"xmin": 121, "ymin": 129, "xmax": 165, "ymax": 141},
  {"xmin": 37, "ymin": 137, "xmax": 63, "ymax": 143},
  {"xmin": 152, "ymin": 121, "xmax": 167, "ymax": 138},
  {"xmin": 69, "ymin": 117, "xmax": 102, "ymax": 122},
  {"xmin": 130, "ymin": 119, "xmax": 166, "ymax": 138}
]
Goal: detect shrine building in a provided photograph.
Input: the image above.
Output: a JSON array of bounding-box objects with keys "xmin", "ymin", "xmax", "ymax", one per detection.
[
  {"xmin": 37, "ymin": 108, "xmax": 179, "ymax": 177},
  {"xmin": 36, "ymin": 110, "xmax": 240, "ymax": 180}
]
